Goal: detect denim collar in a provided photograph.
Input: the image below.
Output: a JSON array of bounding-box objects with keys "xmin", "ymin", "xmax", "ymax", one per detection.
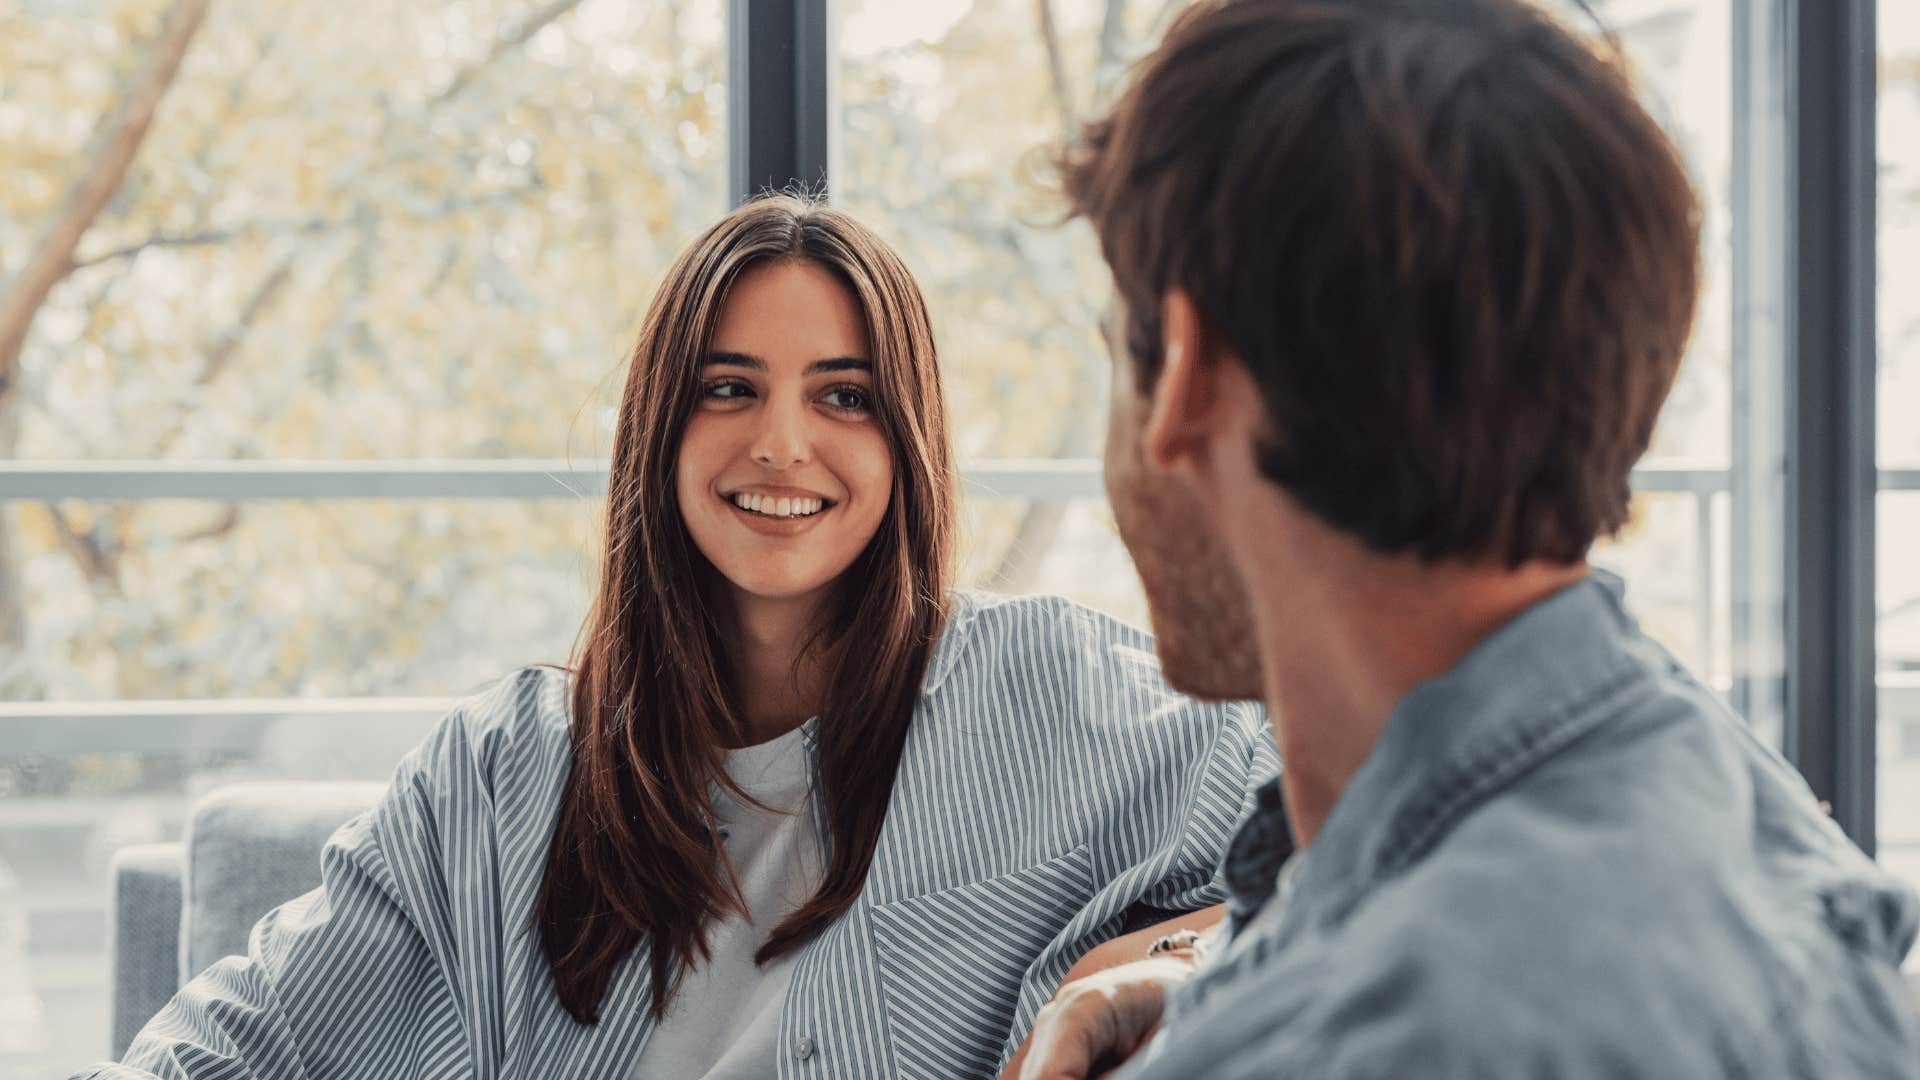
[
  {"xmin": 1223, "ymin": 776, "xmax": 1293, "ymax": 931},
  {"xmin": 1230, "ymin": 570, "xmax": 1658, "ymax": 934}
]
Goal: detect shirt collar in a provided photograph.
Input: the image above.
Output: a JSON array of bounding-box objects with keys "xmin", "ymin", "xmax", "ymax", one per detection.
[
  {"xmin": 920, "ymin": 589, "xmax": 979, "ymax": 695},
  {"xmin": 1265, "ymin": 570, "xmax": 1657, "ymax": 926},
  {"xmin": 795, "ymin": 590, "xmax": 975, "ymax": 769},
  {"xmin": 1223, "ymin": 777, "xmax": 1293, "ymax": 932}
]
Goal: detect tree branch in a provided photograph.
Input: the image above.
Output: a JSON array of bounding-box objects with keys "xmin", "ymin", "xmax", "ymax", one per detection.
[
  {"xmin": 1036, "ymin": 0, "xmax": 1078, "ymax": 131},
  {"xmin": 71, "ymin": 175, "xmax": 539, "ymax": 272},
  {"xmin": 178, "ymin": 505, "xmax": 241, "ymax": 545},
  {"xmin": 1149, "ymin": 0, "xmax": 1185, "ymax": 42},
  {"xmin": 189, "ymin": 24, "xmax": 287, "ymax": 164},
  {"xmin": 42, "ymin": 504, "xmax": 124, "ymax": 595},
  {"xmin": 149, "ymin": 250, "xmax": 299, "ymax": 457},
  {"xmin": 1094, "ymin": 0, "xmax": 1130, "ymax": 100},
  {"xmin": 70, "ymin": 214, "xmax": 337, "ymax": 270},
  {"xmin": 430, "ymin": 0, "xmax": 590, "ymax": 106},
  {"xmin": 0, "ymin": 0, "xmax": 211, "ymax": 395}
]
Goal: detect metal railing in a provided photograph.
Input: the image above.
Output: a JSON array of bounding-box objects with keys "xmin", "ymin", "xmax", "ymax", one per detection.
[
  {"xmin": 3, "ymin": 460, "xmax": 1920, "ymax": 759},
  {"xmin": 0, "ymin": 458, "xmax": 1108, "ymax": 501}
]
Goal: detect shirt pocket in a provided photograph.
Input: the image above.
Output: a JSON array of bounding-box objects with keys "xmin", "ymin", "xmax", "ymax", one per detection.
[{"xmin": 868, "ymin": 842, "xmax": 1096, "ymax": 1079}]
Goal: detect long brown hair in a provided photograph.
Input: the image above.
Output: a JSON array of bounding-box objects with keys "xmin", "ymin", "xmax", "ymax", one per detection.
[{"xmin": 532, "ymin": 194, "xmax": 956, "ymax": 1023}]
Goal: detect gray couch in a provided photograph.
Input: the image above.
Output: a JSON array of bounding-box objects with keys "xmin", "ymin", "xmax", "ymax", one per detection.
[
  {"xmin": 107, "ymin": 783, "xmax": 1920, "ymax": 1062},
  {"xmin": 107, "ymin": 781, "xmax": 384, "ymax": 1059}
]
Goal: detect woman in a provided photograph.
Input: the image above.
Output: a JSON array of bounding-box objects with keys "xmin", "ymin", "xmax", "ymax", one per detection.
[{"xmin": 85, "ymin": 195, "xmax": 1277, "ymax": 1080}]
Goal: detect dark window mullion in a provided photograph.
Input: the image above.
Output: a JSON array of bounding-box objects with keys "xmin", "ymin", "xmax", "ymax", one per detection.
[
  {"xmin": 1783, "ymin": 0, "xmax": 1879, "ymax": 853},
  {"xmin": 728, "ymin": 0, "xmax": 832, "ymax": 204}
]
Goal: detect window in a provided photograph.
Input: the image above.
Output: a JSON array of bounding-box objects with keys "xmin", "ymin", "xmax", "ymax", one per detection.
[
  {"xmin": 1582, "ymin": 0, "xmax": 1741, "ymax": 688},
  {"xmin": 0, "ymin": 0, "xmax": 725, "ymax": 1069},
  {"xmin": 1878, "ymin": 0, "xmax": 1920, "ymax": 897},
  {"xmin": 835, "ymin": 0, "xmax": 1753, "ymax": 656},
  {"xmin": 2, "ymin": 0, "xmax": 727, "ymax": 701},
  {"xmin": 835, "ymin": 0, "xmax": 1177, "ymax": 601},
  {"xmin": 0, "ymin": 0, "xmax": 1909, "ymax": 1070}
]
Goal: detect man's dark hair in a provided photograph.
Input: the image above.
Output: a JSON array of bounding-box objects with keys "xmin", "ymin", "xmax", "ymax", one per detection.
[{"xmin": 1062, "ymin": 0, "xmax": 1701, "ymax": 566}]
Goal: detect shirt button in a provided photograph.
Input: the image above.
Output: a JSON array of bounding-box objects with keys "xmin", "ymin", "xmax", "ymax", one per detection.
[{"xmin": 794, "ymin": 1036, "xmax": 815, "ymax": 1060}]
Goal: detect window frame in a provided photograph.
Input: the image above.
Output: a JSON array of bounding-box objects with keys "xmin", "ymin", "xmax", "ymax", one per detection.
[
  {"xmin": 0, "ymin": 0, "xmax": 1900, "ymax": 858},
  {"xmin": 1772, "ymin": 0, "xmax": 1881, "ymax": 852}
]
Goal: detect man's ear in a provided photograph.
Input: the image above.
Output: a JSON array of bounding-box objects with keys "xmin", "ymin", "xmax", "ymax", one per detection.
[{"xmin": 1141, "ymin": 289, "xmax": 1221, "ymax": 472}]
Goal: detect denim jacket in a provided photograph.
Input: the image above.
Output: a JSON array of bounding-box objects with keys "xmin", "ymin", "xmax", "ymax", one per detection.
[{"xmin": 1118, "ymin": 571, "xmax": 1920, "ymax": 1079}]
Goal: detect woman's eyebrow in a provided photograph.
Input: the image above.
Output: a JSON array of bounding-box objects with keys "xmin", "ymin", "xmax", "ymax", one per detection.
[
  {"xmin": 703, "ymin": 351, "xmax": 869, "ymax": 375},
  {"xmin": 703, "ymin": 351, "xmax": 765, "ymax": 371},
  {"xmin": 805, "ymin": 357, "xmax": 871, "ymax": 375}
]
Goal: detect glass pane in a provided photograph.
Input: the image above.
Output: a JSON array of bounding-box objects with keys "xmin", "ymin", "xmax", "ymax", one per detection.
[
  {"xmin": 1878, "ymin": 0, "xmax": 1920, "ymax": 911},
  {"xmin": 0, "ymin": 492, "xmax": 1134, "ymax": 1071},
  {"xmin": 836, "ymin": 0, "xmax": 1746, "ymax": 672},
  {"xmin": 1592, "ymin": 489, "xmax": 1728, "ymax": 684},
  {"xmin": 1585, "ymin": 0, "xmax": 1737, "ymax": 468},
  {"xmin": 835, "ymin": 0, "xmax": 1176, "ymax": 463},
  {"xmin": 835, "ymin": 0, "xmax": 1746, "ymax": 692},
  {"xmin": 1881, "ymin": 2, "xmax": 1920, "ymax": 473},
  {"xmin": 0, "ymin": 0, "xmax": 727, "ymax": 462},
  {"xmin": 836, "ymin": 0, "xmax": 1731, "ymax": 466},
  {"xmin": 5, "ymin": 498, "xmax": 599, "ymax": 701},
  {"xmin": 1882, "ymin": 495, "xmax": 1920, "ymax": 898},
  {"xmin": 961, "ymin": 497, "xmax": 1147, "ymax": 626},
  {"xmin": 1, "ymin": 495, "xmax": 1153, "ymax": 703},
  {"xmin": 0, "ymin": 713, "xmax": 439, "ymax": 1072}
]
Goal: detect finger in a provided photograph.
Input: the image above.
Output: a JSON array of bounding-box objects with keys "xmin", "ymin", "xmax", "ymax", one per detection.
[{"xmin": 1020, "ymin": 999, "xmax": 1119, "ymax": 1080}]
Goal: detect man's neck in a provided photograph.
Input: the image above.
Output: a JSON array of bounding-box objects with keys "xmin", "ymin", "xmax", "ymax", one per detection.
[{"xmin": 1243, "ymin": 537, "xmax": 1588, "ymax": 851}]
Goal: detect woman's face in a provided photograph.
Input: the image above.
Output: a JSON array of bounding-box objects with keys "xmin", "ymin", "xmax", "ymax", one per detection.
[{"xmin": 676, "ymin": 259, "xmax": 894, "ymax": 608}]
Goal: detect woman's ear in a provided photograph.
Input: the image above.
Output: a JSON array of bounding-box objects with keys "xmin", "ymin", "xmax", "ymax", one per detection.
[{"xmin": 1140, "ymin": 289, "xmax": 1224, "ymax": 472}]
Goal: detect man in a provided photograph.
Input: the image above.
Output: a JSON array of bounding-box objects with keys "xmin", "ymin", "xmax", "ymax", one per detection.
[{"xmin": 1018, "ymin": 0, "xmax": 1920, "ymax": 1076}]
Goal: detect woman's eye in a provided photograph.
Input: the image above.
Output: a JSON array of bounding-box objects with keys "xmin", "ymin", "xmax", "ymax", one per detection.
[
  {"xmin": 704, "ymin": 381, "xmax": 752, "ymax": 401},
  {"xmin": 824, "ymin": 387, "xmax": 869, "ymax": 412}
]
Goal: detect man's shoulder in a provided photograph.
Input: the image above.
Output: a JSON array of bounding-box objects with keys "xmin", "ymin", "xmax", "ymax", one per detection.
[
  {"xmin": 1136, "ymin": 908, "xmax": 1770, "ymax": 1080},
  {"xmin": 1139, "ymin": 772, "xmax": 1920, "ymax": 1080},
  {"xmin": 1141, "ymin": 909, "xmax": 1920, "ymax": 1080}
]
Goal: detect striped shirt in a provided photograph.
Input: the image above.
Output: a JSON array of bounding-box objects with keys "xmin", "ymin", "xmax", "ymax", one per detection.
[{"xmin": 78, "ymin": 591, "xmax": 1280, "ymax": 1079}]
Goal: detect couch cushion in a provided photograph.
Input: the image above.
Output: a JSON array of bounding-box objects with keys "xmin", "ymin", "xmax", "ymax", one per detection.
[
  {"xmin": 107, "ymin": 843, "xmax": 184, "ymax": 1058},
  {"xmin": 181, "ymin": 781, "xmax": 385, "ymax": 982}
]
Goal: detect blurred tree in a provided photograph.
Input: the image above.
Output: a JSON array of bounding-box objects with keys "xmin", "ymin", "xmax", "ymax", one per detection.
[
  {"xmin": 0, "ymin": 0, "xmax": 1867, "ymax": 702},
  {"xmin": 838, "ymin": 0, "xmax": 1181, "ymax": 594},
  {"xmin": 0, "ymin": 0, "xmax": 728, "ymax": 699},
  {"xmin": 0, "ymin": 0, "xmax": 210, "ymax": 677}
]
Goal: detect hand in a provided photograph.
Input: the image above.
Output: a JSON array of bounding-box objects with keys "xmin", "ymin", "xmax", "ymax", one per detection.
[{"xmin": 1007, "ymin": 956, "xmax": 1197, "ymax": 1080}]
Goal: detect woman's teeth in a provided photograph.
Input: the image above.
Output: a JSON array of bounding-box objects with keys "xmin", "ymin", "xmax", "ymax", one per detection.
[{"xmin": 731, "ymin": 493, "xmax": 826, "ymax": 518}]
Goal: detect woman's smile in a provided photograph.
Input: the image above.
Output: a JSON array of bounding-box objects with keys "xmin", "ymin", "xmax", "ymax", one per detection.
[{"xmin": 721, "ymin": 489, "xmax": 838, "ymax": 536}]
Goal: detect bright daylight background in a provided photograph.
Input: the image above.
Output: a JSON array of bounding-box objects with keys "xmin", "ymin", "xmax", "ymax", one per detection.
[{"xmin": 0, "ymin": 0, "xmax": 1915, "ymax": 1071}]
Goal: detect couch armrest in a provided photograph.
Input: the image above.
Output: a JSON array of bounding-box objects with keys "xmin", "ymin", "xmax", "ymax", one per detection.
[
  {"xmin": 107, "ymin": 842, "xmax": 184, "ymax": 1060},
  {"xmin": 181, "ymin": 781, "xmax": 386, "ymax": 983}
]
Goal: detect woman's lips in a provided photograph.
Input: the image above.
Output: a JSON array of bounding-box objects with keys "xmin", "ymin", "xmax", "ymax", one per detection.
[{"xmin": 723, "ymin": 493, "xmax": 833, "ymax": 536}]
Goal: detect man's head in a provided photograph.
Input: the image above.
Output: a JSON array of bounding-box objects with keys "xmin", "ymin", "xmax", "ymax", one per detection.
[{"xmin": 1065, "ymin": 0, "xmax": 1700, "ymax": 697}]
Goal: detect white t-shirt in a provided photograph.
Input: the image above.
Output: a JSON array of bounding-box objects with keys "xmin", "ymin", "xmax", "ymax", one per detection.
[{"xmin": 633, "ymin": 724, "xmax": 825, "ymax": 1079}]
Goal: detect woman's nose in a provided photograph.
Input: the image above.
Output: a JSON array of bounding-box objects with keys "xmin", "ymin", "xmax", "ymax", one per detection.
[{"xmin": 750, "ymin": 397, "xmax": 810, "ymax": 469}]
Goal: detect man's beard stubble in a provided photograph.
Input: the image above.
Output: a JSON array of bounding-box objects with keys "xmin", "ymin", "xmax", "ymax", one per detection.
[{"xmin": 1108, "ymin": 459, "xmax": 1264, "ymax": 702}]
